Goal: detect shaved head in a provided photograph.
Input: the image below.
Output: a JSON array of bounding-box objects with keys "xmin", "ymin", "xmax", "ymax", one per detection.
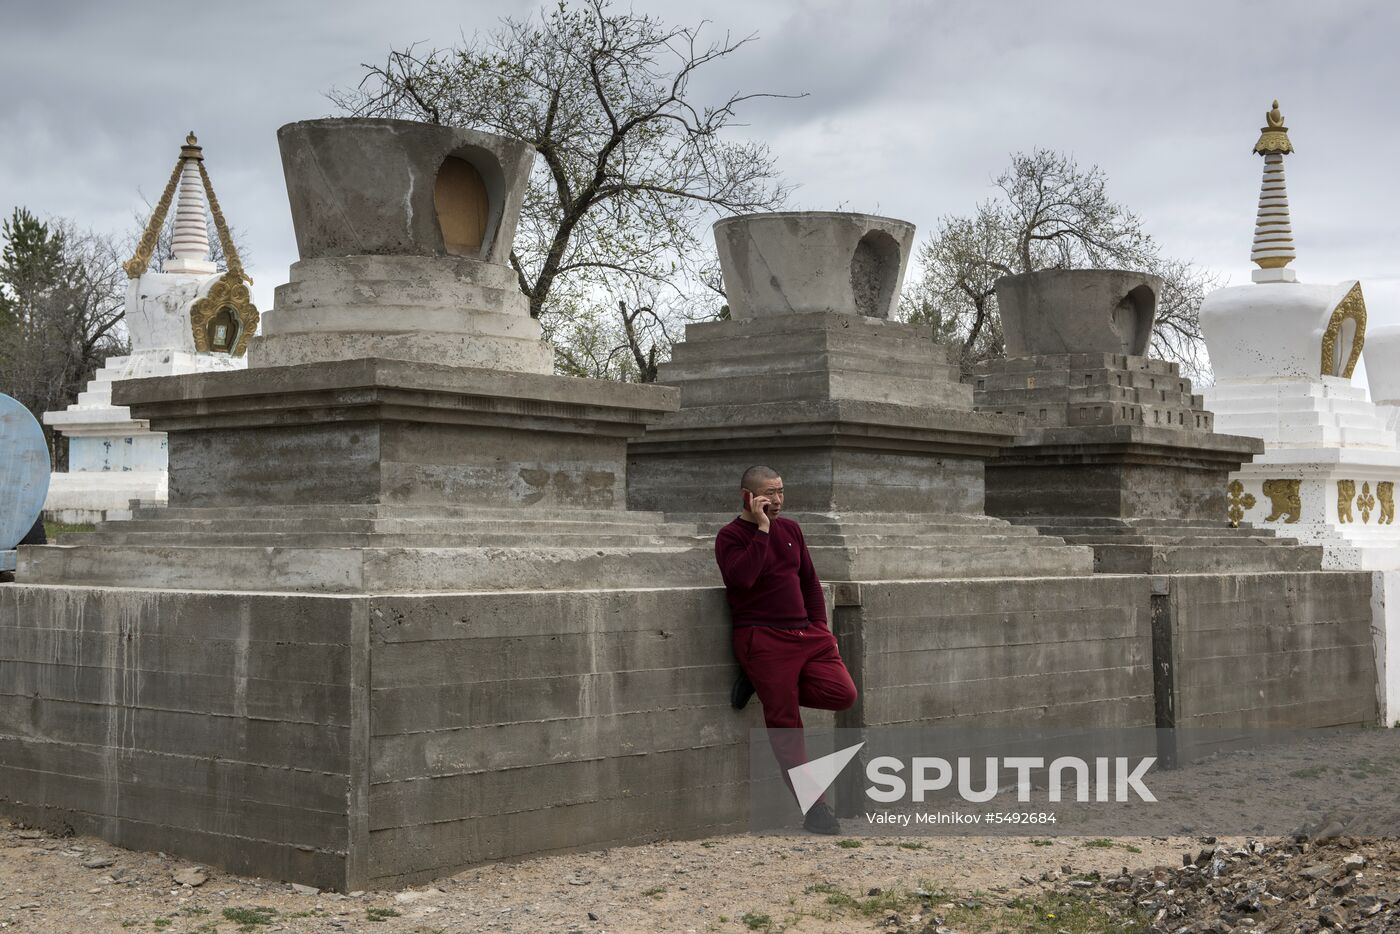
[{"xmin": 741, "ymin": 465, "xmax": 781, "ymax": 492}]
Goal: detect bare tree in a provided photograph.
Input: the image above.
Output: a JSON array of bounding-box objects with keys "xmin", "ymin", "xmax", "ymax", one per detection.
[
  {"xmin": 902, "ymin": 149, "xmax": 1216, "ymax": 378},
  {"xmin": 0, "ymin": 208, "xmax": 128, "ymax": 469},
  {"xmin": 330, "ymin": 0, "xmax": 794, "ymax": 380},
  {"xmin": 545, "ymin": 282, "xmax": 701, "ymax": 383}
]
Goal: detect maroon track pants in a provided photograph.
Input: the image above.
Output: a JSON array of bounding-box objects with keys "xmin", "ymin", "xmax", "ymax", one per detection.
[{"xmin": 733, "ymin": 624, "xmax": 858, "ymax": 803}]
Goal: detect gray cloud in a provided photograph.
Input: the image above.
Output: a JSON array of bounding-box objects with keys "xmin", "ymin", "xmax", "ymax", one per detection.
[{"xmin": 2, "ymin": 0, "xmax": 1396, "ymax": 325}]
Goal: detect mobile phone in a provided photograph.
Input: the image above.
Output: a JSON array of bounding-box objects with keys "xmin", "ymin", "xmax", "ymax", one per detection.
[{"xmin": 742, "ymin": 490, "xmax": 753, "ymax": 511}]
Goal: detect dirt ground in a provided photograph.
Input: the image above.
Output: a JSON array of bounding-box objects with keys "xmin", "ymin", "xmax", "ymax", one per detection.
[
  {"xmin": 1, "ymin": 819, "xmax": 1200, "ymax": 933},
  {"xmin": 4, "ymin": 730, "xmax": 1400, "ymax": 933}
]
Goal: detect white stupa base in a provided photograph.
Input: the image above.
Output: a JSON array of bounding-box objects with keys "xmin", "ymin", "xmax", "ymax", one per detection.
[
  {"xmin": 42, "ymin": 348, "xmax": 243, "ymax": 521},
  {"xmin": 43, "ymin": 471, "xmax": 166, "ymax": 524},
  {"xmin": 1203, "ymin": 377, "xmax": 1399, "ymax": 449},
  {"xmin": 1226, "ymin": 458, "xmax": 1400, "ymax": 567},
  {"xmin": 1211, "ymin": 376, "xmax": 1400, "ymax": 728}
]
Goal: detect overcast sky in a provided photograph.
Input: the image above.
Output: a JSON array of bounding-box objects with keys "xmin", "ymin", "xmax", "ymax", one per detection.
[{"xmin": 3, "ymin": 0, "xmax": 1397, "ymax": 345}]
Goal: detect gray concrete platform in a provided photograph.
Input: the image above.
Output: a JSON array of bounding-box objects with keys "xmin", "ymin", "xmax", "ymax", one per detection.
[{"xmin": 1, "ymin": 566, "xmax": 1378, "ymax": 890}]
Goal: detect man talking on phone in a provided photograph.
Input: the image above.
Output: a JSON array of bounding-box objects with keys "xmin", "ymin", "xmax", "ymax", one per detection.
[{"xmin": 715, "ymin": 465, "xmax": 857, "ymax": 834}]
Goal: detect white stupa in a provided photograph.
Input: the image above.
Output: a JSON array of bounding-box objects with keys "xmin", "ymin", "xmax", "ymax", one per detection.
[
  {"xmin": 43, "ymin": 133, "xmax": 259, "ymax": 523},
  {"xmin": 1200, "ymin": 101, "xmax": 1400, "ymax": 724}
]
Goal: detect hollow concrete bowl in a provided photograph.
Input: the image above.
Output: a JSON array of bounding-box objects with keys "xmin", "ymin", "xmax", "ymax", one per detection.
[
  {"xmin": 713, "ymin": 211, "xmax": 915, "ymax": 320},
  {"xmin": 995, "ymin": 268, "xmax": 1162, "ymax": 357}
]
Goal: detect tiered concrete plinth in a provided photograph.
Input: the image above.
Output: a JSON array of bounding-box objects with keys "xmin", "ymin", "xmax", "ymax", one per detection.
[
  {"xmin": 665, "ymin": 510, "xmax": 1091, "ymax": 580},
  {"xmin": 972, "ymin": 327, "xmax": 1322, "ymax": 573},
  {"xmin": 31, "ymin": 503, "xmax": 712, "ymax": 593},
  {"xmin": 253, "ymin": 255, "xmax": 553, "ymax": 372},
  {"xmin": 23, "ymin": 357, "xmax": 718, "ymax": 592},
  {"xmin": 629, "ymin": 310, "xmax": 1095, "ymax": 579}
]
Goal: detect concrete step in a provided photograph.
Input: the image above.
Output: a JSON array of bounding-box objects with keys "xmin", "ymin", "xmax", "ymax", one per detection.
[
  {"xmin": 99, "ymin": 516, "xmax": 696, "ymax": 537},
  {"xmin": 667, "ymin": 325, "xmax": 951, "ymax": 362},
  {"xmin": 18, "ymin": 542, "xmax": 720, "ymax": 593},
  {"xmin": 1090, "ymin": 542, "xmax": 1324, "ymax": 574},
  {"xmin": 130, "ymin": 504, "xmax": 673, "ymax": 524},
  {"xmin": 1030, "ymin": 522, "xmax": 1283, "ymax": 537},
  {"xmin": 803, "ymin": 530, "xmax": 1054, "ymax": 547},
  {"xmin": 1008, "ymin": 516, "xmax": 1279, "ymax": 531},
  {"xmin": 1056, "ymin": 534, "xmax": 1298, "ymax": 547},
  {"xmin": 812, "ymin": 541, "xmax": 1095, "ymax": 579},
  {"xmin": 671, "ymin": 369, "xmax": 972, "ymax": 408},
  {"xmin": 673, "ymin": 511, "xmax": 1025, "ymax": 528},
  {"xmin": 67, "ymin": 529, "xmax": 710, "ymax": 548},
  {"xmin": 971, "ymin": 354, "xmax": 1181, "ymax": 378},
  {"xmin": 665, "ymin": 345, "xmax": 954, "ymax": 382}
]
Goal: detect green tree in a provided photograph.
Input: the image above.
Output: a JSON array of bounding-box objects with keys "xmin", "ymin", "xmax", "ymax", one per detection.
[
  {"xmin": 901, "ymin": 149, "xmax": 1217, "ymax": 377},
  {"xmin": 331, "ymin": 0, "xmax": 794, "ymax": 380},
  {"xmin": 0, "ymin": 208, "xmax": 66, "ymax": 329}
]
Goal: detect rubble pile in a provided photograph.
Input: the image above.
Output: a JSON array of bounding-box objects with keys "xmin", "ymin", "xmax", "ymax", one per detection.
[{"xmin": 1084, "ymin": 833, "xmax": 1400, "ymax": 933}]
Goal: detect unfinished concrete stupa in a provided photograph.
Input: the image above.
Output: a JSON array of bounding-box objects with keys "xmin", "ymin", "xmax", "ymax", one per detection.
[
  {"xmin": 25, "ymin": 118, "xmax": 716, "ymax": 592},
  {"xmin": 1200, "ymin": 101, "xmax": 1400, "ymax": 723},
  {"xmin": 42, "ymin": 133, "xmax": 255, "ymax": 522},
  {"xmin": 970, "ymin": 264, "xmax": 1322, "ymax": 574},
  {"xmin": 6, "ymin": 119, "xmax": 738, "ymax": 890},
  {"xmin": 628, "ymin": 211, "xmax": 1095, "ymax": 580}
]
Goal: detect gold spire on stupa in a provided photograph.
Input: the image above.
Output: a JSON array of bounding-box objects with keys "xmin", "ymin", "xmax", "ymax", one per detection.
[{"xmin": 1249, "ymin": 100, "xmax": 1297, "ymax": 275}]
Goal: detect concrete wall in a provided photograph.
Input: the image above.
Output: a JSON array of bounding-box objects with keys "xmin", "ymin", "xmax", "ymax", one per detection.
[
  {"xmin": 363, "ymin": 589, "xmax": 759, "ymax": 889},
  {"xmin": 1372, "ymin": 571, "xmax": 1400, "ymax": 728},
  {"xmin": 0, "ymin": 569, "xmax": 1381, "ymax": 889},
  {"xmin": 1158, "ymin": 572, "xmax": 1379, "ymax": 735},
  {"xmin": 843, "ymin": 576, "xmax": 1156, "ymax": 730},
  {"xmin": 0, "ymin": 586, "xmax": 364, "ymax": 890}
]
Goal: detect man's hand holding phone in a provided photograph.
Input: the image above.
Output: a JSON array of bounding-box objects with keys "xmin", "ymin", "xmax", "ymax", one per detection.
[{"xmin": 743, "ymin": 490, "xmax": 772, "ymax": 533}]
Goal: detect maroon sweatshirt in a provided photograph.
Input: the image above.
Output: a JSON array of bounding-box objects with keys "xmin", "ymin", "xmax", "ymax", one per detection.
[{"xmin": 714, "ymin": 515, "xmax": 826, "ymax": 629}]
